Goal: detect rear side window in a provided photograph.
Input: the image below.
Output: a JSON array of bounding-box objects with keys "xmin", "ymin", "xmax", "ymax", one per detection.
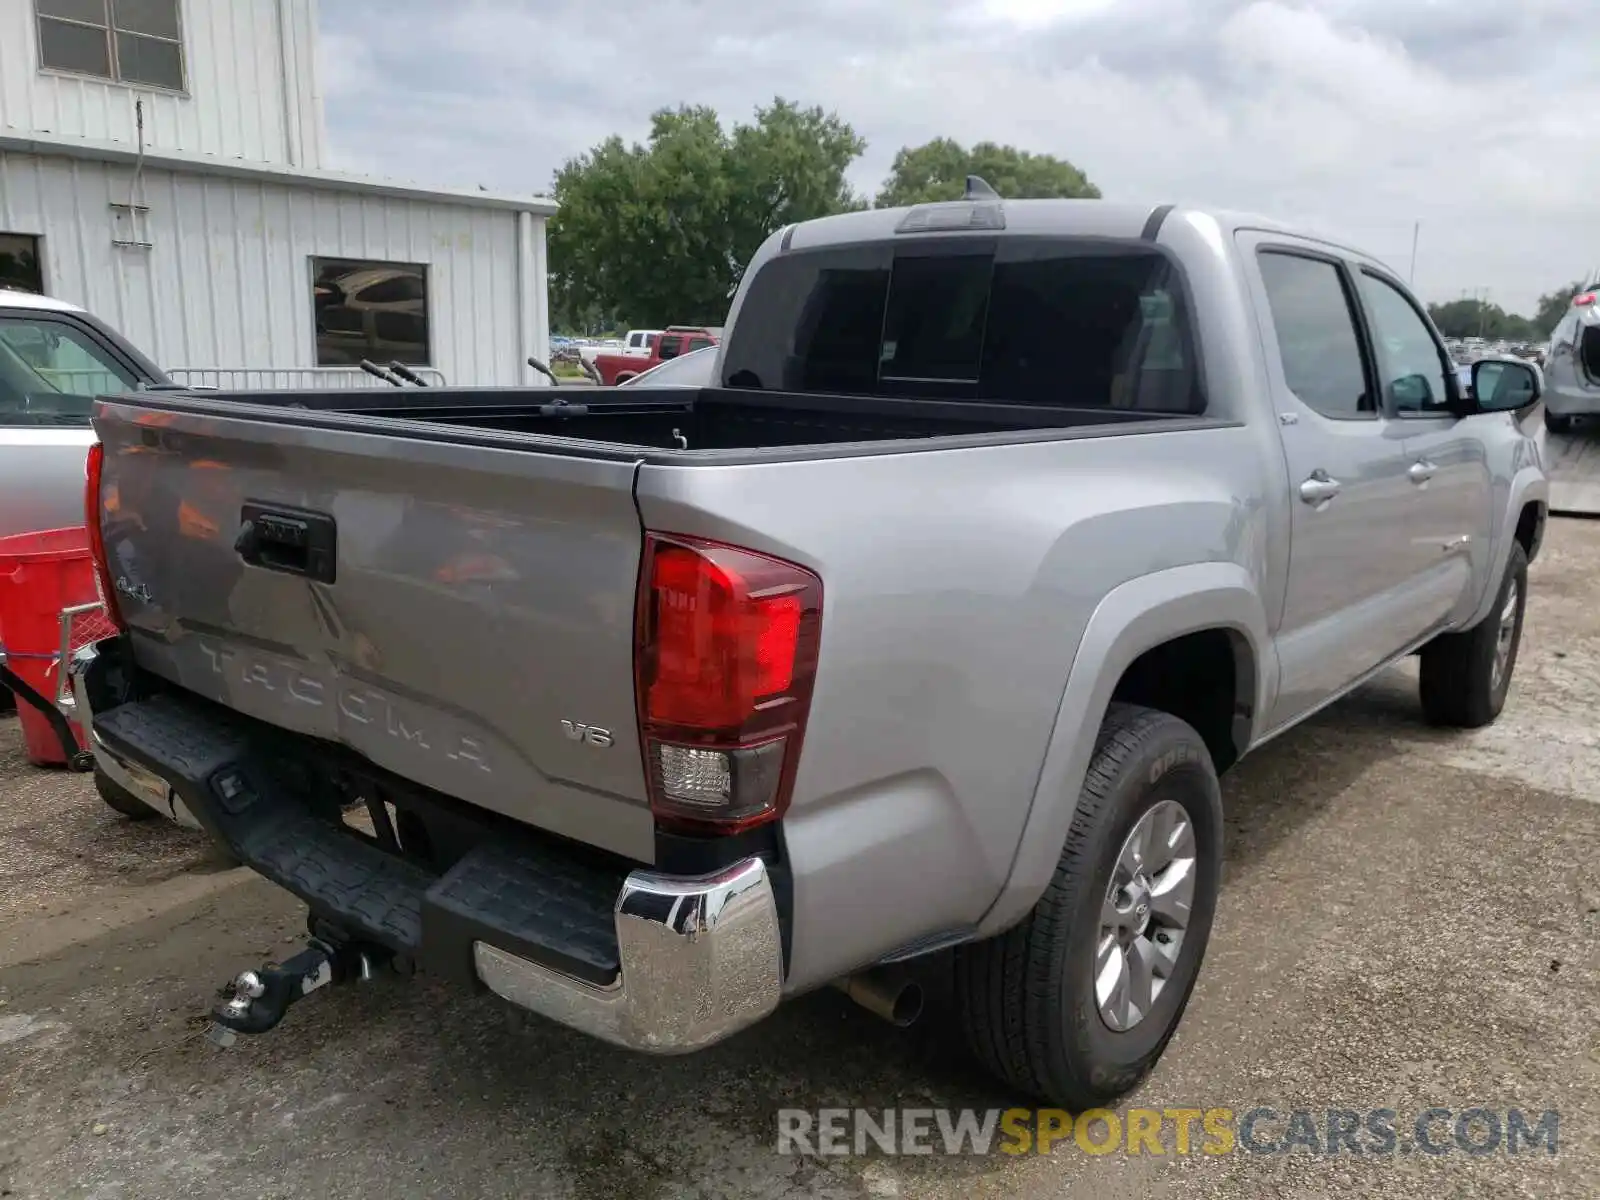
[
  {"xmin": 1257, "ymin": 251, "xmax": 1372, "ymax": 419},
  {"xmin": 721, "ymin": 239, "xmax": 1203, "ymax": 413}
]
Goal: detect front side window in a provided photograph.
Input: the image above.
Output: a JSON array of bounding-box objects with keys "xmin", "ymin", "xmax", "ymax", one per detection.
[
  {"xmin": 311, "ymin": 258, "xmax": 431, "ymax": 367},
  {"xmin": 37, "ymin": 0, "xmax": 186, "ymax": 91},
  {"xmin": 1357, "ymin": 270, "xmax": 1452, "ymax": 414},
  {"xmin": 721, "ymin": 238, "xmax": 1203, "ymax": 413},
  {"xmin": 0, "ymin": 315, "xmax": 138, "ymax": 425},
  {"xmin": 1256, "ymin": 251, "xmax": 1372, "ymax": 420}
]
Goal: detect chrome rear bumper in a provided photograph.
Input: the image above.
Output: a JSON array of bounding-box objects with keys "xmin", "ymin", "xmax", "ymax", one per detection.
[
  {"xmin": 475, "ymin": 856, "xmax": 783, "ymax": 1053},
  {"xmin": 71, "ymin": 638, "xmax": 785, "ymax": 1053}
]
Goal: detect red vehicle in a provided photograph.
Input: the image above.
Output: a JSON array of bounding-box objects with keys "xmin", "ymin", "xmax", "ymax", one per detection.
[{"xmin": 591, "ymin": 326, "xmax": 718, "ymax": 385}]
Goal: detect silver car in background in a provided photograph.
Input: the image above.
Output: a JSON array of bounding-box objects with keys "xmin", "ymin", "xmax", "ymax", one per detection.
[
  {"xmin": 1542, "ymin": 284, "xmax": 1600, "ymax": 433},
  {"xmin": 0, "ymin": 290, "xmax": 168, "ymax": 538}
]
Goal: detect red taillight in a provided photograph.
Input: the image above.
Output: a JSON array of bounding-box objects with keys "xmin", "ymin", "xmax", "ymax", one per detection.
[
  {"xmin": 635, "ymin": 533, "xmax": 821, "ymax": 834},
  {"xmin": 85, "ymin": 441, "xmax": 126, "ymax": 630},
  {"xmin": 1575, "ymin": 293, "xmax": 1596, "ymax": 307}
]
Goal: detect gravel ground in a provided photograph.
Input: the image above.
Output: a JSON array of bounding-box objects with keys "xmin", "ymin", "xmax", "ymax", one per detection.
[{"xmin": 3, "ymin": 521, "xmax": 1599, "ymax": 1199}]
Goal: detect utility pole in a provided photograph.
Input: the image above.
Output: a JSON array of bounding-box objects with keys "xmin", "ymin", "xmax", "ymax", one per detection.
[{"xmin": 1408, "ymin": 221, "xmax": 1420, "ymax": 285}]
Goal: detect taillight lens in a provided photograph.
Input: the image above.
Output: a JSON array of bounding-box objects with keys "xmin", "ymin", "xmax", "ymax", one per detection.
[
  {"xmin": 85, "ymin": 441, "xmax": 126, "ymax": 630},
  {"xmin": 635, "ymin": 533, "xmax": 821, "ymax": 833},
  {"xmin": 1575, "ymin": 293, "xmax": 1596, "ymax": 307}
]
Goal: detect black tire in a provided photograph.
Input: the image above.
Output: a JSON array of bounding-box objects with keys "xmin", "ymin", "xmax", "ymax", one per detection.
[
  {"xmin": 1544, "ymin": 410, "xmax": 1574, "ymax": 435},
  {"xmin": 95, "ymin": 766, "xmax": 158, "ymax": 820},
  {"xmin": 1419, "ymin": 542, "xmax": 1528, "ymax": 728},
  {"xmin": 953, "ymin": 703, "xmax": 1223, "ymax": 1109}
]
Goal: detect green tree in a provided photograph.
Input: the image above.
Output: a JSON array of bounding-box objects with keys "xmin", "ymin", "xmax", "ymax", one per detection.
[
  {"xmin": 875, "ymin": 138, "xmax": 1099, "ymax": 207},
  {"xmin": 1533, "ymin": 280, "xmax": 1594, "ymax": 336},
  {"xmin": 547, "ymin": 99, "xmax": 865, "ymax": 328},
  {"xmin": 1426, "ymin": 299, "xmax": 1537, "ymax": 342}
]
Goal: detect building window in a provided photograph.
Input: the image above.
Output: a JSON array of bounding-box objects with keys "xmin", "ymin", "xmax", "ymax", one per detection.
[
  {"xmin": 311, "ymin": 258, "xmax": 432, "ymax": 367},
  {"xmin": 0, "ymin": 235, "xmax": 45, "ymax": 294},
  {"xmin": 36, "ymin": 0, "xmax": 186, "ymax": 92}
]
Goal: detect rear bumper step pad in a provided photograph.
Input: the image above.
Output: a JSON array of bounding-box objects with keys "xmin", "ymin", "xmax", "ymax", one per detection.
[{"xmin": 94, "ymin": 694, "xmax": 624, "ymax": 987}]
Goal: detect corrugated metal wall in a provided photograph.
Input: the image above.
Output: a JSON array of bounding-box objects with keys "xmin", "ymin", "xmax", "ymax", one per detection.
[
  {"xmin": 0, "ymin": 151, "xmax": 544, "ymax": 386},
  {"xmin": 0, "ymin": 0, "xmax": 324, "ymax": 169}
]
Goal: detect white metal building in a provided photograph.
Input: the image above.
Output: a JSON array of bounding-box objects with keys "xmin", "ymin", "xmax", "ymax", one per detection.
[{"xmin": 0, "ymin": 0, "xmax": 556, "ymax": 387}]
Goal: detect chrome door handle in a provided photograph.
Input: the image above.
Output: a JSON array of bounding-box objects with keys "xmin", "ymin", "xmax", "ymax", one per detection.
[
  {"xmin": 1408, "ymin": 460, "xmax": 1437, "ymax": 484},
  {"xmin": 1299, "ymin": 473, "xmax": 1341, "ymax": 505}
]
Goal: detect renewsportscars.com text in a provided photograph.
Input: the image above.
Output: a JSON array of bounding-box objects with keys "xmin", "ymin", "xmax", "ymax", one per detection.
[{"xmin": 776, "ymin": 1106, "xmax": 1560, "ymax": 1157}]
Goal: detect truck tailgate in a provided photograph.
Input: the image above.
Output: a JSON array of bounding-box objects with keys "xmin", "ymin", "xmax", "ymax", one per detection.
[{"xmin": 93, "ymin": 400, "xmax": 656, "ymax": 862}]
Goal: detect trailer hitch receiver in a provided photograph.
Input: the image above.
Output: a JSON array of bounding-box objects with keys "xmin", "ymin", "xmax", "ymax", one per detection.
[{"xmin": 207, "ymin": 934, "xmax": 390, "ymax": 1047}]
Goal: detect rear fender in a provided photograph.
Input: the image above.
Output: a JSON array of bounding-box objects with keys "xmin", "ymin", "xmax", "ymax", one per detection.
[{"xmin": 974, "ymin": 561, "xmax": 1274, "ymax": 938}]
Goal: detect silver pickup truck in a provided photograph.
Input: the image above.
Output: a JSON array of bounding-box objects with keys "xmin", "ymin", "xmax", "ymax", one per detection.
[{"xmin": 72, "ymin": 192, "xmax": 1548, "ymax": 1108}]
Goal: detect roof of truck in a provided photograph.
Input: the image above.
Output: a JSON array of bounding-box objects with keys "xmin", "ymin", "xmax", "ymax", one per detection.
[
  {"xmin": 780, "ymin": 199, "xmax": 1366, "ymax": 261},
  {"xmin": 0, "ymin": 289, "xmax": 85, "ymax": 313}
]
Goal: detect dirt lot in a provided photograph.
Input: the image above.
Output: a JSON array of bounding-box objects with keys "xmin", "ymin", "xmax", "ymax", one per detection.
[{"xmin": 3, "ymin": 522, "xmax": 1599, "ymax": 1199}]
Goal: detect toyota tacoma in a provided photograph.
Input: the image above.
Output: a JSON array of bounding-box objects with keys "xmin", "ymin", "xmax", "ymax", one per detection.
[{"xmin": 71, "ymin": 186, "xmax": 1548, "ymax": 1107}]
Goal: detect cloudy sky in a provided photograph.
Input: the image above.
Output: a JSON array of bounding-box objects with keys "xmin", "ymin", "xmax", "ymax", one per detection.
[{"xmin": 319, "ymin": 0, "xmax": 1599, "ymax": 315}]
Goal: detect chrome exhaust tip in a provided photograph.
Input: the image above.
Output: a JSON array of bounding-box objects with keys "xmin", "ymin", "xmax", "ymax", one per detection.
[{"xmin": 831, "ymin": 967, "xmax": 925, "ymax": 1027}]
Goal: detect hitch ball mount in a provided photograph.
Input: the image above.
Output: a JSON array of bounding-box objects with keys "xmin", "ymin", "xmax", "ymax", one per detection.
[{"xmin": 206, "ymin": 924, "xmax": 403, "ymax": 1048}]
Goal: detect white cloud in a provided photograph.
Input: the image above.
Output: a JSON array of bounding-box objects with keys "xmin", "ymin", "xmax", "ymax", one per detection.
[{"xmin": 317, "ymin": 0, "xmax": 1600, "ymax": 313}]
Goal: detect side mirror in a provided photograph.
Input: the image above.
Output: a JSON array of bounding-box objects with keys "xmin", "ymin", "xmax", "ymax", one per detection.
[
  {"xmin": 1389, "ymin": 373, "xmax": 1434, "ymax": 410},
  {"xmin": 1470, "ymin": 359, "xmax": 1541, "ymax": 413}
]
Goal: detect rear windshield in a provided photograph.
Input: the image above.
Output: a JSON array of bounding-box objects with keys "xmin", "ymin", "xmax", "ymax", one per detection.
[{"xmin": 719, "ymin": 238, "xmax": 1203, "ymax": 413}]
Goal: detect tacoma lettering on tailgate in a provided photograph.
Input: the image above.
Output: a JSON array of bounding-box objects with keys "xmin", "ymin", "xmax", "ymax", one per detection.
[{"xmin": 197, "ymin": 641, "xmax": 492, "ymax": 773}]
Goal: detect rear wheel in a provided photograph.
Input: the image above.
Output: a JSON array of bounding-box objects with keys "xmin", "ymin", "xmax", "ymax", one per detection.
[
  {"xmin": 95, "ymin": 767, "xmax": 158, "ymax": 820},
  {"xmin": 953, "ymin": 703, "xmax": 1223, "ymax": 1108},
  {"xmin": 1545, "ymin": 409, "xmax": 1574, "ymax": 434},
  {"xmin": 1419, "ymin": 542, "xmax": 1527, "ymax": 728}
]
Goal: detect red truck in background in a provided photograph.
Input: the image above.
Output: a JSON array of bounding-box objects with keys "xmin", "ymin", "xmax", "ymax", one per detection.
[{"xmin": 590, "ymin": 326, "xmax": 719, "ymax": 385}]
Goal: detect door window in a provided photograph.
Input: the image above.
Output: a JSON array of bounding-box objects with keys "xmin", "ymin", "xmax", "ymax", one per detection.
[
  {"xmin": 657, "ymin": 334, "xmax": 685, "ymax": 360},
  {"xmin": 1358, "ymin": 271, "xmax": 1452, "ymax": 415},
  {"xmin": 0, "ymin": 315, "xmax": 138, "ymax": 425},
  {"xmin": 1257, "ymin": 251, "xmax": 1372, "ymax": 419}
]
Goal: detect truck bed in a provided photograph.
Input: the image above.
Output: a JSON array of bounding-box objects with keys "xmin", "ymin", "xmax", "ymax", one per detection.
[
  {"xmin": 88, "ymin": 379, "xmax": 1224, "ymax": 870},
  {"xmin": 123, "ymin": 384, "xmax": 1202, "ymax": 458}
]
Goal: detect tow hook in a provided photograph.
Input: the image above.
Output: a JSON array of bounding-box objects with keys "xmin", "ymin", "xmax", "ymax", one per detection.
[{"xmin": 206, "ymin": 934, "xmax": 391, "ymax": 1048}]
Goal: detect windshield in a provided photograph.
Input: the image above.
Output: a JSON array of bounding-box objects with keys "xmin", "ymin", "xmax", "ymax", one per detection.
[
  {"xmin": 0, "ymin": 315, "xmax": 139, "ymax": 426},
  {"xmin": 720, "ymin": 237, "xmax": 1202, "ymax": 413}
]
